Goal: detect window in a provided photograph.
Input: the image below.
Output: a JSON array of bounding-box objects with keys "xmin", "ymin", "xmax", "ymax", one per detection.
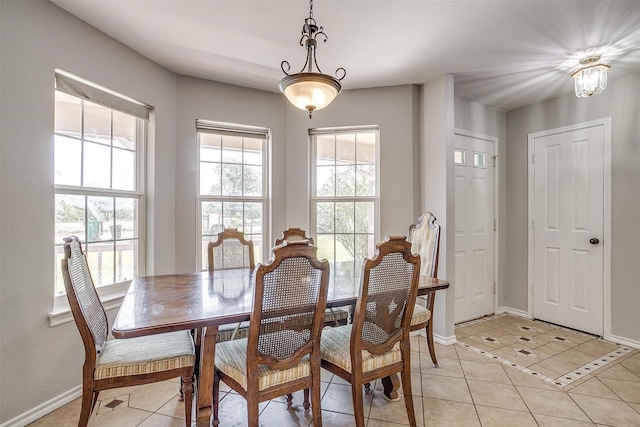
[
  {"xmin": 53, "ymin": 71, "xmax": 147, "ymax": 304},
  {"xmin": 197, "ymin": 120, "xmax": 269, "ymax": 269},
  {"xmin": 311, "ymin": 126, "xmax": 379, "ymax": 277}
]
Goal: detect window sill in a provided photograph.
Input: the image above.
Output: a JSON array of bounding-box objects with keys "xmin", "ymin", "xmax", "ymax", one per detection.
[{"xmin": 48, "ymin": 282, "xmax": 129, "ymax": 327}]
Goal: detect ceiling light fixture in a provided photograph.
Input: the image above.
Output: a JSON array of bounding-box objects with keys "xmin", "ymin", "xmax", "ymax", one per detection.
[
  {"xmin": 279, "ymin": 0, "xmax": 345, "ymax": 118},
  {"xmin": 571, "ymin": 55, "xmax": 610, "ymax": 98}
]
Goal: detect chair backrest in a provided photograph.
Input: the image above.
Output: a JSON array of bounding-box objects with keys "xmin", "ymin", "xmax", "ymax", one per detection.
[
  {"xmin": 351, "ymin": 236, "xmax": 420, "ymax": 356},
  {"xmin": 62, "ymin": 236, "xmax": 108, "ymax": 358},
  {"xmin": 247, "ymin": 241, "xmax": 329, "ymax": 369},
  {"xmin": 208, "ymin": 228, "xmax": 255, "ymax": 272},
  {"xmin": 408, "ymin": 212, "xmax": 440, "ymax": 277},
  {"xmin": 274, "ymin": 227, "xmax": 315, "ymax": 246}
]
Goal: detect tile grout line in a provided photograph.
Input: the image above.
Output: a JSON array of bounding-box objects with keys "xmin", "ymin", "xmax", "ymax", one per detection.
[
  {"xmin": 455, "ymin": 341, "xmax": 562, "ymax": 386},
  {"xmin": 455, "ymin": 341, "xmax": 635, "ymax": 388}
]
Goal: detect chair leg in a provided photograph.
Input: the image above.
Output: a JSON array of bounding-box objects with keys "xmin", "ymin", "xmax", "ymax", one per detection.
[
  {"xmin": 78, "ymin": 381, "xmax": 95, "ymax": 427},
  {"xmin": 213, "ymin": 374, "xmax": 220, "ymax": 427},
  {"xmin": 426, "ymin": 321, "xmax": 438, "ymax": 367},
  {"xmin": 286, "ymin": 393, "xmax": 294, "ymax": 409},
  {"xmin": 351, "ymin": 382, "xmax": 366, "ymax": 427},
  {"xmin": 247, "ymin": 401, "xmax": 259, "ymax": 427},
  {"xmin": 363, "ymin": 382, "xmax": 372, "ymax": 395},
  {"xmin": 303, "ymin": 389, "xmax": 310, "ymax": 412},
  {"xmin": 311, "ymin": 384, "xmax": 322, "ymax": 427},
  {"xmin": 181, "ymin": 374, "xmax": 194, "ymax": 427},
  {"xmin": 400, "ymin": 369, "xmax": 417, "ymax": 427}
]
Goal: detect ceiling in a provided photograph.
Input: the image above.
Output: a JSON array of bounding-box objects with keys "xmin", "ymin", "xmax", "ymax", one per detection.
[{"xmin": 51, "ymin": 0, "xmax": 640, "ymax": 112}]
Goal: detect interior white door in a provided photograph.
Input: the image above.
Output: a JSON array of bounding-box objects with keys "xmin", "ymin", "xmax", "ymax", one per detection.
[
  {"xmin": 532, "ymin": 125, "xmax": 604, "ymax": 335},
  {"xmin": 454, "ymin": 133, "xmax": 495, "ymax": 323}
]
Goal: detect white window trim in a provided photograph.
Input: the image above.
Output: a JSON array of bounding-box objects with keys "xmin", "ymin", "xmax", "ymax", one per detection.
[
  {"xmin": 195, "ymin": 121, "xmax": 271, "ymax": 269},
  {"xmin": 50, "ymin": 74, "xmax": 148, "ymax": 326},
  {"xmin": 309, "ymin": 125, "xmax": 381, "ymax": 269}
]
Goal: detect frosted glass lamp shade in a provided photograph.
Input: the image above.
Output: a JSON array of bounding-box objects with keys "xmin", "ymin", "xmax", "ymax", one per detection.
[{"xmin": 279, "ymin": 73, "xmax": 342, "ymax": 118}]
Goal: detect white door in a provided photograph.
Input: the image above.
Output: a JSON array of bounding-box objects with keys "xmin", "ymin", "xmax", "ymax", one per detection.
[
  {"xmin": 454, "ymin": 132, "xmax": 495, "ymax": 323},
  {"xmin": 531, "ymin": 124, "xmax": 604, "ymax": 335}
]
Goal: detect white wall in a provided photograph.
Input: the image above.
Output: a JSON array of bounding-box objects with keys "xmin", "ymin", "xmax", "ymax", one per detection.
[
  {"xmin": 0, "ymin": 1, "xmax": 178, "ymax": 423},
  {"xmin": 505, "ymin": 73, "xmax": 640, "ymax": 343}
]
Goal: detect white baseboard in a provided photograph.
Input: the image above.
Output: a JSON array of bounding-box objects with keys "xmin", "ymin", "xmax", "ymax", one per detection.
[
  {"xmin": 435, "ymin": 333, "xmax": 457, "ymax": 346},
  {"xmin": 496, "ymin": 306, "xmax": 530, "ymax": 318},
  {"xmin": 409, "ymin": 329, "xmax": 457, "ymax": 346},
  {"xmin": 1, "ymin": 385, "xmax": 81, "ymax": 427},
  {"xmin": 609, "ymin": 334, "xmax": 640, "ymax": 350}
]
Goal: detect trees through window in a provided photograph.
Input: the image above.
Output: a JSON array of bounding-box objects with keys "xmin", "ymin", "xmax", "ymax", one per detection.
[{"xmin": 311, "ymin": 127, "xmax": 379, "ymax": 277}]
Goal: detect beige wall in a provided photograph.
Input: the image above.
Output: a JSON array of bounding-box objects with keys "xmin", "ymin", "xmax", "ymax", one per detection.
[
  {"xmin": 0, "ymin": 0, "xmax": 179, "ymax": 422},
  {"xmin": 174, "ymin": 77, "xmax": 287, "ymax": 272},
  {"xmin": 284, "ymin": 84, "xmax": 421, "ymax": 238},
  {"xmin": 505, "ymin": 73, "xmax": 640, "ymax": 342},
  {"xmin": 3, "ymin": 0, "xmax": 639, "ymax": 425}
]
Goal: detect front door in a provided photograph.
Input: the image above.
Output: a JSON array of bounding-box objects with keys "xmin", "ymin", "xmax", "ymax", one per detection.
[
  {"xmin": 454, "ymin": 132, "xmax": 495, "ymax": 323},
  {"xmin": 530, "ymin": 121, "xmax": 606, "ymax": 335}
]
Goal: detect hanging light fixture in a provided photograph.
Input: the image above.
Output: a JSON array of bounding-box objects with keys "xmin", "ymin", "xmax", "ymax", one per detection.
[
  {"xmin": 571, "ymin": 55, "xmax": 610, "ymax": 98},
  {"xmin": 279, "ymin": 0, "xmax": 346, "ymax": 118}
]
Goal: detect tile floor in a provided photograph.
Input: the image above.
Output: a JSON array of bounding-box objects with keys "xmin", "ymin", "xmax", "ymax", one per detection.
[{"xmin": 29, "ymin": 315, "xmax": 640, "ymax": 426}]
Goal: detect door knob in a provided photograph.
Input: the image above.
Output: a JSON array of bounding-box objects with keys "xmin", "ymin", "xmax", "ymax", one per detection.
[{"xmin": 589, "ymin": 238, "xmax": 600, "ymax": 245}]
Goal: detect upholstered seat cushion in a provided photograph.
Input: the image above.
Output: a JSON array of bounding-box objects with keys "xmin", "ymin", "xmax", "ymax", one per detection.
[
  {"xmin": 325, "ymin": 307, "xmax": 349, "ymax": 323},
  {"xmin": 216, "ymin": 321, "xmax": 250, "ymax": 342},
  {"xmin": 215, "ymin": 335, "xmax": 311, "ymax": 390},
  {"xmin": 410, "ymin": 303, "xmax": 431, "ymax": 327},
  {"xmin": 320, "ymin": 325, "xmax": 401, "ymax": 373},
  {"xmin": 95, "ymin": 330, "xmax": 195, "ymax": 380}
]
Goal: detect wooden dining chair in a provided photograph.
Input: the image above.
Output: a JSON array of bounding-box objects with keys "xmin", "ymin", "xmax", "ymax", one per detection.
[
  {"xmin": 212, "ymin": 240, "xmax": 330, "ymax": 427},
  {"xmin": 208, "ymin": 227, "xmax": 255, "ymax": 342},
  {"xmin": 407, "ymin": 212, "xmax": 441, "ymax": 367},
  {"xmin": 208, "ymin": 227, "xmax": 256, "ymax": 272},
  {"xmin": 319, "ymin": 236, "xmax": 420, "ymax": 427},
  {"xmin": 61, "ymin": 236, "xmax": 195, "ymax": 427},
  {"xmin": 274, "ymin": 227, "xmax": 349, "ymax": 327}
]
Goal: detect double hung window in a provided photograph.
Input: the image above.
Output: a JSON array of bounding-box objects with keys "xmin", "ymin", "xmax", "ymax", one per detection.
[
  {"xmin": 310, "ymin": 126, "xmax": 379, "ymax": 277},
  {"xmin": 197, "ymin": 120, "xmax": 270, "ymax": 269},
  {"xmin": 53, "ymin": 71, "xmax": 148, "ymax": 309}
]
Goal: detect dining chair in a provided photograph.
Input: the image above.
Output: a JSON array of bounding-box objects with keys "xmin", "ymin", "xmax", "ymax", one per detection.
[
  {"xmin": 209, "ymin": 227, "xmax": 255, "ymax": 342},
  {"xmin": 319, "ymin": 236, "xmax": 420, "ymax": 427},
  {"xmin": 61, "ymin": 236, "xmax": 195, "ymax": 427},
  {"xmin": 208, "ymin": 227, "xmax": 256, "ymax": 272},
  {"xmin": 212, "ymin": 240, "xmax": 330, "ymax": 427},
  {"xmin": 408, "ymin": 212, "xmax": 441, "ymax": 367},
  {"xmin": 274, "ymin": 227, "xmax": 349, "ymax": 327}
]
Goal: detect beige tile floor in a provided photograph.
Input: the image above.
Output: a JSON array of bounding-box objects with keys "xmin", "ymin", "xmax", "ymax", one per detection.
[{"xmin": 29, "ymin": 315, "xmax": 640, "ymax": 426}]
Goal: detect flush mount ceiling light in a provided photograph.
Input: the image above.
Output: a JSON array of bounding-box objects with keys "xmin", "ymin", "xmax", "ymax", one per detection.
[
  {"xmin": 278, "ymin": 0, "xmax": 345, "ymax": 118},
  {"xmin": 571, "ymin": 55, "xmax": 610, "ymax": 98}
]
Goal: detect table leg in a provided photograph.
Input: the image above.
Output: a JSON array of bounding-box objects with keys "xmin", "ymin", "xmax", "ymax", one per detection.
[
  {"xmin": 381, "ymin": 374, "xmax": 401, "ymax": 400},
  {"xmin": 196, "ymin": 325, "xmax": 218, "ymax": 427}
]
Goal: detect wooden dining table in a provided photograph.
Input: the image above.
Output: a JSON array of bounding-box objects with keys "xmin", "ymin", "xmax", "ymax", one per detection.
[{"xmin": 112, "ymin": 268, "xmax": 449, "ymax": 426}]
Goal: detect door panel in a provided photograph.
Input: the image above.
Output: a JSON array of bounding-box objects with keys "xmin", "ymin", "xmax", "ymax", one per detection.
[
  {"xmin": 532, "ymin": 125, "xmax": 604, "ymax": 335},
  {"xmin": 454, "ymin": 134, "xmax": 495, "ymax": 323}
]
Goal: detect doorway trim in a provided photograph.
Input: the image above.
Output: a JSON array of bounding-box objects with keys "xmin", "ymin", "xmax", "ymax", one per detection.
[
  {"xmin": 454, "ymin": 128, "xmax": 499, "ymax": 319},
  {"xmin": 527, "ymin": 118, "xmax": 611, "ymax": 339}
]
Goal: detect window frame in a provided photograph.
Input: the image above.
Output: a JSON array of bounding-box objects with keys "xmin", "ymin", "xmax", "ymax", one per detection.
[
  {"xmin": 50, "ymin": 74, "xmax": 148, "ymax": 326},
  {"xmin": 195, "ymin": 120, "xmax": 271, "ymax": 270},
  {"xmin": 309, "ymin": 125, "xmax": 380, "ymax": 277}
]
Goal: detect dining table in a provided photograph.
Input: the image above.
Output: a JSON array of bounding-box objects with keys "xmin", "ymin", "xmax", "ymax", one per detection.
[{"xmin": 112, "ymin": 268, "xmax": 450, "ymax": 426}]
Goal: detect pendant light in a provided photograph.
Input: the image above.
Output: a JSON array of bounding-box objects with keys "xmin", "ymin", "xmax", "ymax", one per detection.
[{"xmin": 278, "ymin": 0, "xmax": 346, "ymax": 118}]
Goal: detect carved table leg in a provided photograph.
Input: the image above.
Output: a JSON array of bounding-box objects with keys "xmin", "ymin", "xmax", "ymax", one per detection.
[
  {"xmin": 197, "ymin": 325, "xmax": 218, "ymax": 427},
  {"xmin": 381, "ymin": 374, "xmax": 401, "ymax": 401}
]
